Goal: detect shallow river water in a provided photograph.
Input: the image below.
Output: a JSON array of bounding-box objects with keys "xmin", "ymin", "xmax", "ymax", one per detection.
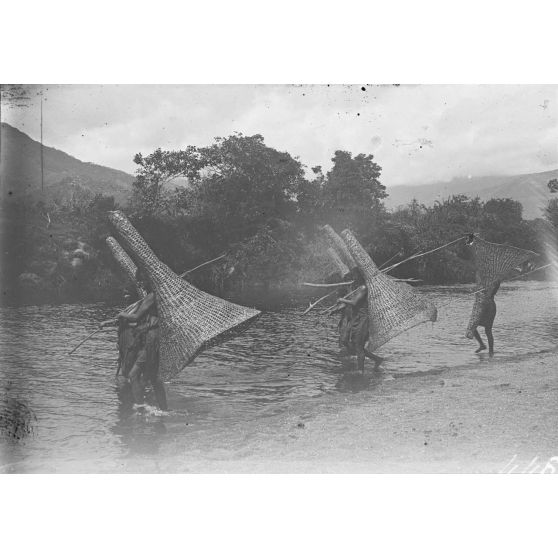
[{"xmin": 1, "ymin": 281, "xmax": 557, "ymax": 472}]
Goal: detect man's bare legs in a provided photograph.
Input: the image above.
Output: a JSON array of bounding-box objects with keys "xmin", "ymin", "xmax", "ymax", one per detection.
[
  {"xmin": 129, "ymin": 361, "xmax": 146, "ymax": 405},
  {"xmin": 365, "ymin": 349, "xmax": 384, "ymax": 370},
  {"xmin": 356, "ymin": 348, "xmax": 384, "ymax": 372},
  {"xmin": 473, "ymin": 329, "xmax": 487, "ymax": 353},
  {"xmin": 151, "ymin": 377, "xmax": 168, "ymax": 411},
  {"xmin": 129, "ymin": 363, "xmax": 168, "ymax": 410},
  {"xmin": 485, "ymin": 327, "xmax": 494, "ymax": 356},
  {"xmin": 356, "ymin": 350, "xmax": 366, "ymax": 372}
]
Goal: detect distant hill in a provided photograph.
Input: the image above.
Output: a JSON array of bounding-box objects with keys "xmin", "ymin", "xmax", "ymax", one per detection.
[
  {"xmin": 385, "ymin": 169, "xmax": 558, "ymax": 219},
  {"xmin": 3, "ymin": 121, "xmax": 556, "ymax": 220},
  {"xmin": 0, "ymin": 122, "xmax": 134, "ymax": 206}
]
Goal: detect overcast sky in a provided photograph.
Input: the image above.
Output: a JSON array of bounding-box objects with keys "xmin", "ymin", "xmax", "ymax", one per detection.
[{"xmin": 2, "ymin": 84, "xmax": 556, "ymax": 186}]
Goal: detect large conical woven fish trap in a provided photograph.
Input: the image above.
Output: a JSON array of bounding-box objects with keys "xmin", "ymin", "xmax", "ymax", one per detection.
[
  {"xmin": 321, "ymin": 224, "xmax": 357, "ymax": 271},
  {"xmin": 108, "ymin": 211, "xmax": 261, "ymax": 379},
  {"xmin": 304, "ymin": 238, "xmax": 349, "ymax": 282},
  {"xmin": 466, "ymin": 235, "xmax": 537, "ymax": 338},
  {"xmin": 326, "ymin": 247, "xmax": 350, "ymax": 278},
  {"xmin": 303, "ymin": 224, "xmax": 357, "ymax": 283},
  {"xmin": 106, "ymin": 236, "xmax": 147, "ymax": 299},
  {"xmin": 468, "ymin": 235, "xmax": 537, "ymax": 286},
  {"xmin": 340, "ymin": 229, "xmax": 438, "ymax": 351}
]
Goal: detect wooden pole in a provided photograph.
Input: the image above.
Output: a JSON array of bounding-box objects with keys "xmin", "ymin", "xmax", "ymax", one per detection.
[
  {"xmin": 378, "ymin": 251, "xmax": 401, "ymax": 270},
  {"xmin": 302, "ymin": 281, "xmax": 353, "ymax": 288},
  {"xmin": 68, "ymin": 327, "xmax": 103, "ymax": 355},
  {"xmin": 470, "ymin": 263, "xmax": 552, "ymax": 296},
  {"xmin": 179, "ymin": 253, "xmax": 225, "ymax": 277},
  {"xmin": 302, "ymin": 288, "xmax": 339, "ymax": 315},
  {"xmin": 383, "ymin": 236, "xmax": 466, "ymax": 273},
  {"xmin": 40, "ymin": 97, "xmax": 44, "ymax": 191}
]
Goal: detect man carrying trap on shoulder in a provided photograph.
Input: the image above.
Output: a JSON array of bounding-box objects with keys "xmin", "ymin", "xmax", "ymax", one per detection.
[{"xmin": 304, "ymin": 225, "xmax": 438, "ymax": 373}]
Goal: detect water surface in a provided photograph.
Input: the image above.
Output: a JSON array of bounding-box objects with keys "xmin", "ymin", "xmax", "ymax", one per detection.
[{"xmin": 1, "ymin": 281, "xmax": 557, "ymax": 471}]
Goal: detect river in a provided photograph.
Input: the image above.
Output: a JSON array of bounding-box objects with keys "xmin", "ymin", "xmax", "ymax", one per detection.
[{"xmin": 1, "ymin": 281, "xmax": 557, "ymax": 472}]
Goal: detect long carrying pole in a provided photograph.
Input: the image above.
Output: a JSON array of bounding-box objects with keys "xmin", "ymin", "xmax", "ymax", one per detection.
[
  {"xmin": 180, "ymin": 254, "xmax": 225, "ymax": 277},
  {"xmin": 321, "ymin": 287, "xmax": 360, "ymax": 315},
  {"xmin": 40, "ymin": 97, "xmax": 44, "ymax": 191},
  {"xmin": 68, "ymin": 327, "xmax": 103, "ymax": 355},
  {"xmin": 423, "ymin": 263, "xmax": 551, "ymax": 314},
  {"xmin": 322, "ymin": 259, "xmax": 550, "ymax": 315},
  {"xmin": 303, "ymin": 288, "xmax": 339, "ymax": 315},
  {"xmin": 378, "ymin": 251, "xmax": 402, "ymax": 270},
  {"xmin": 312, "ymin": 237, "xmax": 467, "ymax": 316},
  {"xmin": 469, "ymin": 263, "xmax": 552, "ymax": 297},
  {"xmin": 382, "ymin": 235, "xmax": 467, "ymax": 273},
  {"xmin": 302, "ymin": 281, "xmax": 354, "ymax": 288}
]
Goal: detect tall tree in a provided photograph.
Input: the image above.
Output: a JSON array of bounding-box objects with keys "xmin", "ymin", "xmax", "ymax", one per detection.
[
  {"xmin": 130, "ymin": 146, "xmax": 204, "ymax": 217},
  {"xmin": 195, "ymin": 134, "xmax": 306, "ymax": 239},
  {"xmin": 318, "ymin": 150, "xmax": 387, "ymax": 236},
  {"xmin": 129, "ymin": 134, "xmax": 310, "ymax": 266}
]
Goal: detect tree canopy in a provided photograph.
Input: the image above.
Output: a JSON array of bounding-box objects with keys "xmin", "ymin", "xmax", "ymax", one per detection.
[{"xmin": 3, "ymin": 131, "xmax": 552, "ymax": 306}]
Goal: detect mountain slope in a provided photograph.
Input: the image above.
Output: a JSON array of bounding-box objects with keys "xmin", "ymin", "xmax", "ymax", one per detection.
[
  {"xmin": 0, "ymin": 122, "xmax": 134, "ymax": 205},
  {"xmin": 386, "ymin": 169, "xmax": 558, "ymax": 219},
  {"xmin": 3, "ymin": 121, "xmax": 556, "ymax": 219}
]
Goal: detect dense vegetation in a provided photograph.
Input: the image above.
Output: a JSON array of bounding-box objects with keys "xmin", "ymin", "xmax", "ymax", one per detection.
[{"xmin": 2, "ymin": 132, "xmax": 557, "ymax": 307}]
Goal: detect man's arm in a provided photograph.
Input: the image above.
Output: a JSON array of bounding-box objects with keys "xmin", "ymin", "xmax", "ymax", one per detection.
[
  {"xmin": 118, "ymin": 292, "xmax": 155, "ymax": 322},
  {"xmin": 337, "ymin": 286, "xmax": 366, "ymax": 307}
]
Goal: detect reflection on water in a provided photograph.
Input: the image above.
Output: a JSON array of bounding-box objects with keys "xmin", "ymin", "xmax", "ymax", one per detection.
[{"xmin": 1, "ymin": 281, "xmax": 557, "ymax": 470}]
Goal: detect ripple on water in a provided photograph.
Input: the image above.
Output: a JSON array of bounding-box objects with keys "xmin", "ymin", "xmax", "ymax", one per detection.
[{"xmin": 1, "ymin": 282, "xmax": 557, "ymax": 469}]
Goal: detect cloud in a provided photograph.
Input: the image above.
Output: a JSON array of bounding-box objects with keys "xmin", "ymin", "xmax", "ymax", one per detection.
[{"xmin": 2, "ymin": 84, "xmax": 556, "ymax": 186}]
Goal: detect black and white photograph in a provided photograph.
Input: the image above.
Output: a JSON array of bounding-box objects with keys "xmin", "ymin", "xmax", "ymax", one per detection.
[
  {"xmin": 2, "ymin": 2, "xmax": 558, "ymax": 555},
  {"xmin": 1, "ymin": 83, "xmax": 557, "ymax": 474}
]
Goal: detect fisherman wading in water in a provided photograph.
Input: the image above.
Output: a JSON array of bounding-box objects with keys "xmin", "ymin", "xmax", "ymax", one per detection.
[
  {"xmin": 470, "ymin": 278, "xmax": 500, "ymax": 356},
  {"xmin": 334, "ymin": 269, "xmax": 384, "ymax": 373},
  {"xmin": 112, "ymin": 268, "xmax": 168, "ymax": 411}
]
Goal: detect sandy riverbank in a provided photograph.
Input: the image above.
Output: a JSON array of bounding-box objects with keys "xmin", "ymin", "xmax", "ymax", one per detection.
[
  {"xmin": 171, "ymin": 349, "xmax": 558, "ymax": 474},
  {"xmin": 10, "ymin": 348, "xmax": 557, "ymax": 474}
]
